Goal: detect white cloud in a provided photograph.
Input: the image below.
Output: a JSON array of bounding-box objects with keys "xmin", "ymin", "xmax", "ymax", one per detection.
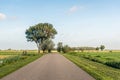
[
  {"xmin": 69, "ymin": 6, "xmax": 78, "ymax": 13},
  {"xmin": 0, "ymin": 13, "xmax": 6, "ymax": 20},
  {"xmin": 68, "ymin": 6, "xmax": 85, "ymax": 14}
]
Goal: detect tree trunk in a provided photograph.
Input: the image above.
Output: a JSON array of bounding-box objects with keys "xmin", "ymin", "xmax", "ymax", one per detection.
[
  {"xmin": 43, "ymin": 49, "xmax": 46, "ymax": 53},
  {"xmin": 38, "ymin": 47, "xmax": 40, "ymax": 54},
  {"xmin": 48, "ymin": 49, "xmax": 51, "ymax": 53},
  {"xmin": 38, "ymin": 44, "xmax": 41, "ymax": 54},
  {"xmin": 36, "ymin": 42, "xmax": 40, "ymax": 54}
]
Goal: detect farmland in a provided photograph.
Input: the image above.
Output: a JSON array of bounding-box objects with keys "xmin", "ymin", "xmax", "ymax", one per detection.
[
  {"xmin": 0, "ymin": 50, "xmax": 43, "ymax": 78},
  {"xmin": 0, "ymin": 55, "xmax": 11, "ymax": 59},
  {"xmin": 63, "ymin": 52, "xmax": 120, "ymax": 80}
]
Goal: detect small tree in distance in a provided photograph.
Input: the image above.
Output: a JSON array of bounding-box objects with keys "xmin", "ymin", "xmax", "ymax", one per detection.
[
  {"xmin": 79, "ymin": 47, "xmax": 85, "ymax": 52},
  {"xmin": 100, "ymin": 45, "xmax": 105, "ymax": 51},
  {"xmin": 62, "ymin": 45, "xmax": 71, "ymax": 53},
  {"xmin": 57, "ymin": 42, "xmax": 63, "ymax": 53},
  {"xmin": 96, "ymin": 47, "xmax": 99, "ymax": 51}
]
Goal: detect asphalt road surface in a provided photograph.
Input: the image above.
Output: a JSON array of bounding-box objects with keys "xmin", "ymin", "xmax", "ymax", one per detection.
[{"xmin": 1, "ymin": 53, "xmax": 95, "ymax": 80}]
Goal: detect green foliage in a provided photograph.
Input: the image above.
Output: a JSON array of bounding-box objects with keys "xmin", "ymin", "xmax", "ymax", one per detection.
[
  {"xmin": 57, "ymin": 42, "xmax": 63, "ymax": 52},
  {"xmin": 96, "ymin": 47, "xmax": 100, "ymax": 51},
  {"xmin": 41, "ymin": 40, "xmax": 48, "ymax": 53},
  {"xmin": 100, "ymin": 45, "xmax": 105, "ymax": 51},
  {"xmin": 0, "ymin": 56, "xmax": 22, "ymax": 67},
  {"xmin": 0, "ymin": 53, "xmax": 37, "ymax": 67},
  {"xmin": 25, "ymin": 23, "xmax": 57, "ymax": 53},
  {"xmin": 105, "ymin": 61, "xmax": 120, "ymax": 69},
  {"xmin": 62, "ymin": 45, "xmax": 71, "ymax": 53},
  {"xmin": 22, "ymin": 50, "xmax": 27, "ymax": 55},
  {"xmin": 71, "ymin": 47, "xmax": 96, "ymax": 52},
  {"xmin": 41, "ymin": 39, "xmax": 55, "ymax": 53},
  {"xmin": 79, "ymin": 47, "xmax": 85, "ymax": 52},
  {"xmin": 109, "ymin": 50, "xmax": 112, "ymax": 53},
  {"xmin": 46, "ymin": 39, "xmax": 55, "ymax": 53}
]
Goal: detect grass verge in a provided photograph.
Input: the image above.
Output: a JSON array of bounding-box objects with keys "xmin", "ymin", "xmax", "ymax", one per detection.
[
  {"xmin": 63, "ymin": 54, "xmax": 120, "ymax": 80},
  {"xmin": 0, "ymin": 54, "xmax": 43, "ymax": 78}
]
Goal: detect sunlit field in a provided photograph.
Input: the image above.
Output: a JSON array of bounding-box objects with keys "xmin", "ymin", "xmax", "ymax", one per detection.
[
  {"xmin": 0, "ymin": 50, "xmax": 43, "ymax": 78},
  {"xmin": 0, "ymin": 55, "xmax": 12, "ymax": 59},
  {"xmin": 63, "ymin": 52, "xmax": 120, "ymax": 80}
]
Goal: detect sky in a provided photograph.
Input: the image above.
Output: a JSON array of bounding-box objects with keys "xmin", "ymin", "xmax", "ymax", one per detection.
[{"xmin": 0, "ymin": 0, "xmax": 120, "ymax": 50}]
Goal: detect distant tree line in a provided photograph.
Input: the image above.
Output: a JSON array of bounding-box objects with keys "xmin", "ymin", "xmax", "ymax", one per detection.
[
  {"xmin": 95, "ymin": 45, "xmax": 105, "ymax": 51},
  {"xmin": 57, "ymin": 42, "xmax": 105, "ymax": 53},
  {"xmin": 57, "ymin": 42, "xmax": 71, "ymax": 53},
  {"xmin": 25, "ymin": 22, "xmax": 105, "ymax": 54},
  {"xmin": 72, "ymin": 47, "xmax": 96, "ymax": 52}
]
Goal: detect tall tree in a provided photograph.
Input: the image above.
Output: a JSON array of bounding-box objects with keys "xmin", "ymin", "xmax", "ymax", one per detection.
[
  {"xmin": 100, "ymin": 45, "xmax": 105, "ymax": 51},
  {"xmin": 57, "ymin": 42, "xmax": 63, "ymax": 52},
  {"xmin": 25, "ymin": 23, "xmax": 57, "ymax": 53}
]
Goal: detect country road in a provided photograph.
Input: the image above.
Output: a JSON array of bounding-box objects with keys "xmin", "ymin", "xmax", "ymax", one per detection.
[{"xmin": 0, "ymin": 53, "xmax": 95, "ymax": 80}]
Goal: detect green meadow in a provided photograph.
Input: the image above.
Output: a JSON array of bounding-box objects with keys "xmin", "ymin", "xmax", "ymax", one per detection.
[
  {"xmin": 63, "ymin": 52, "xmax": 120, "ymax": 80},
  {"xmin": 0, "ymin": 50, "xmax": 43, "ymax": 78}
]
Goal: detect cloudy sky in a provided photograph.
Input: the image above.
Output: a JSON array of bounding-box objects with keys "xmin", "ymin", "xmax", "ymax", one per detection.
[{"xmin": 0, "ymin": 0, "xmax": 120, "ymax": 50}]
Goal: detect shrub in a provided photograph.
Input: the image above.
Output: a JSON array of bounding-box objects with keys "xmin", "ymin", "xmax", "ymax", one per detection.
[
  {"xmin": 22, "ymin": 50, "xmax": 27, "ymax": 56},
  {"xmin": 105, "ymin": 61, "xmax": 120, "ymax": 69},
  {"xmin": 0, "ymin": 56, "xmax": 28, "ymax": 67},
  {"xmin": 62, "ymin": 45, "xmax": 71, "ymax": 53},
  {"xmin": 3, "ymin": 56, "xmax": 21, "ymax": 64},
  {"xmin": 109, "ymin": 50, "xmax": 112, "ymax": 53}
]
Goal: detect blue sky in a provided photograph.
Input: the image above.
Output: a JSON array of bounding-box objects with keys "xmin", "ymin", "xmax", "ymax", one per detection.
[{"xmin": 0, "ymin": 0, "xmax": 120, "ymax": 50}]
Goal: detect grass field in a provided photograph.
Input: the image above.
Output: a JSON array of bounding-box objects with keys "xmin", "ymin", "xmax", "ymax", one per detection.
[
  {"xmin": 0, "ymin": 55, "xmax": 11, "ymax": 59},
  {"xmin": 72, "ymin": 52, "xmax": 120, "ymax": 69},
  {"xmin": 0, "ymin": 50, "xmax": 37, "ymax": 55},
  {"xmin": 63, "ymin": 52, "xmax": 120, "ymax": 80},
  {"xmin": 0, "ymin": 50, "xmax": 43, "ymax": 78}
]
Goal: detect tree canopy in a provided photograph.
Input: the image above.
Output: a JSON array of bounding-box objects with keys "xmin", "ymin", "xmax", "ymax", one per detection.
[
  {"xmin": 57, "ymin": 42, "xmax": 63, "ymax": 52},
  {"xmin": 100, "ymin": 45, "xmax": 105, "ymax": 51},
  {"xmin": 41, "ymin": 39, "xmax": 55, "ymax": 53},
  {"xmin": 25, "ymin": 23, "xmax": 57, "ymax": 53}
]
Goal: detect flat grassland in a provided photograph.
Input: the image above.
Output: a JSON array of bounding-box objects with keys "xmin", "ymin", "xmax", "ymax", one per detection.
[
  {"xmin": 0, "ymin": 55, "xmax": 11, "ymax": 59},
  {"xmin": 63, "ymin": 52, "xmax": 120, "ymax": 80},
  {"xmin": 0, "ymin": 50, "xmax": 43, "ymax": 78}
]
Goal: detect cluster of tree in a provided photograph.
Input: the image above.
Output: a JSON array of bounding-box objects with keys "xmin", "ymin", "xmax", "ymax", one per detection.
[
  {"xmin": 25, "ymin": 23, "xmax": 106, "ymax": 54},
  {"xmin": 96, "ymin": 45, "xmax": 105, "ymax": 51},
  {"xmin": 73, "ymin": 45, "xmax": 105, "ymax": 52},
  {"xmin": 57, "ymin": 42, "xmax": 106, "ymax": 53},
  {"xmin": 41, "ymin": 39, "xmax": 55, "ymax": 53},
  {"xmin": 57, "ymin": 42, "xmax": 63, "ymax": 53},
  {"xmin": 57, "ymin": 42, "xmax": 71, "ymax": 53},
  {"xmin": 25, "ymin": 23, "xmax": 57, "ymax": 53},
  {"xmin": 72, "ymin": 47, "xmax": 96, "ymax": 52}
]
